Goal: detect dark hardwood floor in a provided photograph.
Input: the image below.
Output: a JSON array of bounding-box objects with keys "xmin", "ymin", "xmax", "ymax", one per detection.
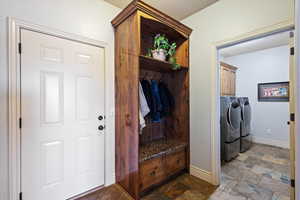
[
  {"xmin": 76, "ymin": 184, "xmax": 133, "ymax": 200},
  {"xmin": 76, "ymin": 174, "xmax": 216, "ymax": 200}
]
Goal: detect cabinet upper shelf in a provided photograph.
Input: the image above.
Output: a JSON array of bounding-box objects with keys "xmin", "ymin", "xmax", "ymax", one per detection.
[{"xmin": 139, "ymin": 55, "xmax": 188, "ymax": 73}]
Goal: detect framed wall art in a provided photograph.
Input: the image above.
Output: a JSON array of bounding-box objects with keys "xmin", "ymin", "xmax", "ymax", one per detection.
[{"xmin": 257, "ymin": 82, "xmax": 289, "ymax": 102}]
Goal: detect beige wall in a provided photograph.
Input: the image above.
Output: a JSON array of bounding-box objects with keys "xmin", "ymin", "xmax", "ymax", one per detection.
[
  {"xmin": 296, "ymin": 0, "xmax": 299, "ymax": 198},
  {"xmin": 0, "ymin": 0, "xmax": 120, "ymax": 199},
  {"xmin": 182, "ymin": 0, "xmax": 294, "ymax": 172}
]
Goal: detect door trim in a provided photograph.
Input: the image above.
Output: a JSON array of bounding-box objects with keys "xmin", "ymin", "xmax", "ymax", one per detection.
[
  {"xmin": 210, "ymin": 19, "xmax": 295, "ymax": 187},
  {"xmin": 8, "ymin": 17, "xmax": 115, "ymax": 200}
]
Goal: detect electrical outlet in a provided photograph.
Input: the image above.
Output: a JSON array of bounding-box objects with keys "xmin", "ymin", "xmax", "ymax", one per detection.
[{"xmin": 266, "ymin": 128, "xmax": 271, "ymax": 134}]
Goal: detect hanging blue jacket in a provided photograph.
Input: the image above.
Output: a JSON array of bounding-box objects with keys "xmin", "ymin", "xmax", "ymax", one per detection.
[
  {"xmin": 150, "ymin": 80, "xmax": 162, "ymax": 122},
  {"xmin": 159, "ymin": 82, "xmax": 175, "ymax": 117}
]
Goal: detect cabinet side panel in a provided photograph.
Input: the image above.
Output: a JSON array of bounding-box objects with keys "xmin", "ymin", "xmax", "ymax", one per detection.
[
  {"xmin": 115, "ymin": 12, "xmax": 140, "ymax": 199},
  {"xmin": 175, "ymin": 40, "xmax": 189, "ymax": 68}
]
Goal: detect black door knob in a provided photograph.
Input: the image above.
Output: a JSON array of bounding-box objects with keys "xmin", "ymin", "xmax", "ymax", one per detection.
[
  {"xmin": 98, "ymin": 125, "xmax": 105, "ymax": 131},
  {"xmin": 98, "ymin": 116, "xmax": 104, "ymax": 120}
]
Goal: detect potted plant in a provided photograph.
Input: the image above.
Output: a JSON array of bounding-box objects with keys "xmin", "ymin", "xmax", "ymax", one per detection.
[
  {"xmin": 151, "ymin": 34, "xmax": 169, "ymax": 61},
  {"xmin": 148, "ymin": 34, "xmax": 181, "ymax": 70}
]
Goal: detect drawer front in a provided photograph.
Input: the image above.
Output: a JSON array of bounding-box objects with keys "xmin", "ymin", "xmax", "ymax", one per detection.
[
  {"xmin": 140, "ymin": 157, "xmax": 165, "ymax": 191},
  {"xmin": 165, "ymin": 150, "xmax": 186, "ymax": 176}
]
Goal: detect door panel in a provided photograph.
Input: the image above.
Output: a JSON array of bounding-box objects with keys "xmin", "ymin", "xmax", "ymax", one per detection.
[{"xmin": 21, "ymin": 29, "xmax": 105, "ymax": 200}]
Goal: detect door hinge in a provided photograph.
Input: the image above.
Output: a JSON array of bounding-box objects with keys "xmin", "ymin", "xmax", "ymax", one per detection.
[
  {"xmin": 18, "ymin": 43, "xmax": 22, "ymax": 54},
  {"xmin": 291, "ymin": 179, "xmax": 295, "ymax": 188},
  {"xmin": 19, "ymin": 118, "xmax": 22, "ymax": 129},
  {"xmin": 19, "ymin": 192, "xmax": 23, "ymax": 200},
  {"xmin": 290, "ymin": 113, "xmax": 295, "ymax": 122},
  {"xmin": 290, "ymin": 47, "xmax": 294, "ymax": 56},
  {"xmin": 290, "ymin": 31, "xmax": 294, "ymax": 38}
]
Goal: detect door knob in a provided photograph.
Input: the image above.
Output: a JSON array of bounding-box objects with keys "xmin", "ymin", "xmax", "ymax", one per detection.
[
  {"xmin": 98, "ymin": 115, "xmax": 104, "ymax": 120},
  {"xmin": 98, "ymin": 125, "xmax": 105, "ymax": 131}
]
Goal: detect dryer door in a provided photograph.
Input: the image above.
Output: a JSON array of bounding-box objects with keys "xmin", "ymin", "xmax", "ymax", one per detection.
[
  {"xmin": 228, "ymin": 102, "xmax": 241, "ymax": 130},
  {"xmin": 226, "ymin": 101, "xmax": 241, "ymax": 141},
  {"xmin": 228, "ymin": 101, "xmax": 241, "ymax": 141},
  {"xmin": 243, "ymin": 100, "xmax": 251, "ymax": 132}
]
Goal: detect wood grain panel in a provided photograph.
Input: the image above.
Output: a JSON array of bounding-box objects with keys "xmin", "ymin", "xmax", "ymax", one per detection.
[
  {"xmin": 139, "ymin": 156, "xmax": 165, "ymax": 191},
  {"xmin": 115, "ymin": 12, "xmax": 140, "ymax": 199},
  {"xmin": 165, "ymin": 150, "xmax": 186, "ymax": 176},
  {"xmin": 220, "ymin": 62, "xmax": 237, "ymax": 96},
  {"xmin": 175, "ymin": 40, "xmax": 189, "ymax": 68}
]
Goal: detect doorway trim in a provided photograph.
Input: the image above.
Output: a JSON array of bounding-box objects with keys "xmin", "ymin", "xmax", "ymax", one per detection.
[
  {"xmin": 8, "ymin": 17, "xmax": 115, "ymax": 200},
  {"xmin": 210, "ymin": 20, "xmax": 295, "ymax": 187}
]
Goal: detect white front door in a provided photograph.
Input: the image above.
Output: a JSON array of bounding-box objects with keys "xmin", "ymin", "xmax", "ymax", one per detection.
[{"xmin": 21, "ymin": 29, "xmax": 105, "ymax": 200}]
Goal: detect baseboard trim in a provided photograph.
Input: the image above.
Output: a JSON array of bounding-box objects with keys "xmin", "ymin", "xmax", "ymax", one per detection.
[
  {"xmin": 67, "ymin": 185, "xmax": 104, "ymax": 200},
  {"xmin": 252, "ymin": 136, "xmax": 289, "ymax": 149},
  {"xmin": 190, "ymin": 165, "xmax": 213, "ymax": 184}
]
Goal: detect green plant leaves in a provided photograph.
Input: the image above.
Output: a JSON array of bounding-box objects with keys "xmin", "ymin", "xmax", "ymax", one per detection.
[
  {"xmin": 154, "ymin": 34, "xmax": 170, "ymax": 51},
  {"xmin": 153, "ymin": 34, "xmax": 180, "ymax": 70}
]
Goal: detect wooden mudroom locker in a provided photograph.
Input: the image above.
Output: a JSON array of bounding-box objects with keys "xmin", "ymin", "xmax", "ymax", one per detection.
[{"xmin": 112, "ymin": 1, "xmax": 192, "ymax": 199}]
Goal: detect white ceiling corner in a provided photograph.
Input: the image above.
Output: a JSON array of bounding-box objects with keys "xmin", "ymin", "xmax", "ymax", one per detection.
[{"xmin": 103, "ymin": 0, "xmax": 219, "ymax": 20}]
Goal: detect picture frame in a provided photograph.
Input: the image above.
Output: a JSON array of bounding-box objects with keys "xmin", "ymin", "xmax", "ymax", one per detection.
[{"xmin": 257, "ymin": 82, "xmax": 289, "ymax": 102}]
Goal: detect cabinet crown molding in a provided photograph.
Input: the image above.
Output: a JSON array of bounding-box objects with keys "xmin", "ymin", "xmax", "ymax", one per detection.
[{"xmin": 111, "ymin": 0, "xmax": 193, "ymax": 38}]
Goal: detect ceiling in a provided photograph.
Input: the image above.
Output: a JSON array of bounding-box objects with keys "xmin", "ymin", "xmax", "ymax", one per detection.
[
  {"xmin": 220, "ymin": 31, "xmax": 290, "ymax": 58},
  {"xmin": 103, "ymin": 0, "xmax": 219, "ymax": 20}
]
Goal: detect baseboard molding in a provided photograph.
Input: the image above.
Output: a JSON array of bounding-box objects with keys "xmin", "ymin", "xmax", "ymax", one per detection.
[
  {"xmin": 190, "ymin": 165, "xmax": 213, "ymax": 184},
  {"xmin": 68, "ymin": 185, "xmax": 104, "ymax": 200},
  {"xmin": 252, "ymin": 136, "xmax": 289, "ymax": 149}
]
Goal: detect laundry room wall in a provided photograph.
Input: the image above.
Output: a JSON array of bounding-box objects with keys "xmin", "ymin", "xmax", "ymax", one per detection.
[
  {"xmin": 182, "ymin": 0, "xmax": 294, "ymax": 180},
  {"xmin": 223, "ymin": 45, "xmax": 290, "ymax": 148},
  {"xmin": 0, "ymin": 0, "xmax": 120, "ymax": 199}
]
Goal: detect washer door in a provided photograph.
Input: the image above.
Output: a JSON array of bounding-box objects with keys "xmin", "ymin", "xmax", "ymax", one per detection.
[{"xmin": 228, "ymin": 101, "xmax": 241, "ymax": 130}]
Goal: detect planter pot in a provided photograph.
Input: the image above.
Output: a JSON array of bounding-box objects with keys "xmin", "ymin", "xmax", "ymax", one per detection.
[{"xmin": 152, "ymin": 49, "xmax": 167, "ymax": 61}]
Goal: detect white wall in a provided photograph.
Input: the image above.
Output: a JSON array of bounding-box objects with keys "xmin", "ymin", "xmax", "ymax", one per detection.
[
  {"xmin": 224, "ymin": 45, "xmax": 290, "ymax": 148},
  {"xmin": 0, "ymin": 1, "xmax": 120, "ymax": 199},
  {"xmin": 182, "ymin": 0, "xmax": 294, "ymax": 174}
]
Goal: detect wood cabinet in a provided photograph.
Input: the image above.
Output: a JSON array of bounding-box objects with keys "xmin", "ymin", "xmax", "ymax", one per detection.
[
  {"xmin": 165, "ymin": 150, "xmax": 186, "ymax": 176},
  {"xmin": 139, "ymin": 149, "xmax": 186, "ymax": 192},
  {"xmin": 220, "ymin": 62, "xmax": 238, "ymax": 96},
  {"xmin": 139, "ymin": 156, "xmax": 165, "ymax": 192},
  {"xmin": 112, "ymin": 1, "xmax": 192, "ymax": 199}
]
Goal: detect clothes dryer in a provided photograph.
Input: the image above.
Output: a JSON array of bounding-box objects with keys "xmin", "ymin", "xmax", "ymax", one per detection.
[
  {"xmin": 220, "ymin": 96, "xmax": 241, "ymax": 161},
  {"xmin": 238, "ymin": 97, "xmax": 252, "ymax": 153}
]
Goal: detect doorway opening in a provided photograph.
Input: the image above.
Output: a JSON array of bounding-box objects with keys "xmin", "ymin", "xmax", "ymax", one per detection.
[{"xmin": 217, "ymin": 30, "xmax": 295, "ymax": 199}]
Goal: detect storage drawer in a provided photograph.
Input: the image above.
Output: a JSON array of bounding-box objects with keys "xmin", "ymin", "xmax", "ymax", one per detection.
[
  {"xmin": 140, "ymin": 156, "xmax": 165, "ymax": 191},
  {"xmin": 165, "ymin": 150, "xmax": 186, "ymax": 176}
]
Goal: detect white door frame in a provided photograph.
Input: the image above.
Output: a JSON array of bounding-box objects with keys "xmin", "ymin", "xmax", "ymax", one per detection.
[
  {"xmin": 8, "ymin": 17, "xmax": 115, "ymax": 200},
  {"xmin": 210, "ymin": 20, "xmax": 296, "ymax": 186}
]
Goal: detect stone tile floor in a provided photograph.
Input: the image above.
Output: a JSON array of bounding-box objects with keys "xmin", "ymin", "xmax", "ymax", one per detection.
[
  {"xmin": 78, "ymin": 143, "xmax": 291, "ymax": 200},
  {"xmin": 215, "ymin": 143, "xmax": 290, "ymax": 200}
]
